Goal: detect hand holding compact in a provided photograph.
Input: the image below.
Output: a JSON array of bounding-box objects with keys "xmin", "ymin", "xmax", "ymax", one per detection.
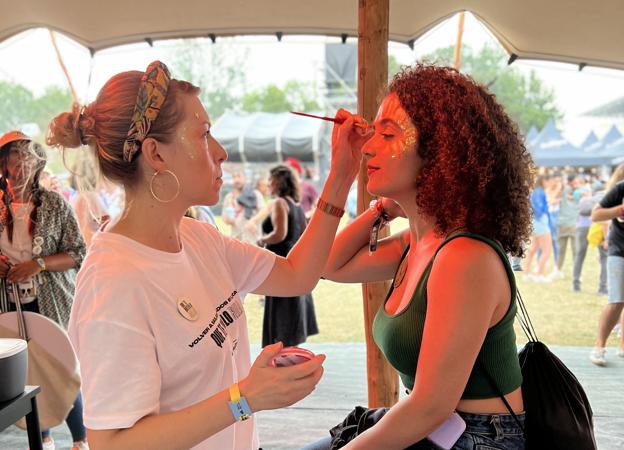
[{"xmin": 240, "ymin": 342, "xmax": 325, "ymax": 412}]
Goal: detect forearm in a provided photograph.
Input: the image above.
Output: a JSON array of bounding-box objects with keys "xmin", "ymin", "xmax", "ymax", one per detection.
[
  {"xmin": 91, "ymin": 389, "xmax": 236, "ymax": 450},
  {"xmin": 283, "ymin": 172, "xmax": 352, "ymax": 290},
  {"xmin": 41, "ymin": 252, "xmax": 78, "ymax": 271},
  {"xmin": 345, "ymin": 398, "xmax": 449, "ymax": 450},
  {"xmin": 592, "ymin": 206, "xmax": 621, "ymax": 222},
  {"xmin": 323, "ymin": 206, "xmax": 379, "ymax": 276},
  {"xmin": 260, "ymin": 229, "xmax": 282, "ymax": 245}
]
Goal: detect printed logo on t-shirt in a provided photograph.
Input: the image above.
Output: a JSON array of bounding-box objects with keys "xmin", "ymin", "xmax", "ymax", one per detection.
[{"xmin": 187, "ymin": 291, "xmax": 244, "ymax": 349}]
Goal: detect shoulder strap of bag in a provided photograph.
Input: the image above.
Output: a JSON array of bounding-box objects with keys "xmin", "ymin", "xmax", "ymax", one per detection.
[
  {"xmin": 477, "ymin": 356, "xmax": 524, "ymax": 433},
  {"xmin": 478, "ymin": 287, "xmax": 536, "ymax": 434}
]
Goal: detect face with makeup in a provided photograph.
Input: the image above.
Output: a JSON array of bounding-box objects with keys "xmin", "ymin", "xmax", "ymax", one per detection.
[
  {"xmin": 361, "ymin": 93, "xmax": 421, "ymax": 200},
  {"xmin": 154, "ymin": 94, "xmax": 227, "ymax": 206}
]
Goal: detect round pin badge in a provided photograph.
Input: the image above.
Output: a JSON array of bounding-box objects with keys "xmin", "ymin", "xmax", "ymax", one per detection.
[
  {"xmin": 177, "ymin": 298, "xmax": 199, "ymax": 321},
  {"xmin": 32, "ymin": 245, "xmax": 42, "ymax": 256},
  {"xmin": 33, "ymin": 236, "xmax": 44, "ymax": 246}
]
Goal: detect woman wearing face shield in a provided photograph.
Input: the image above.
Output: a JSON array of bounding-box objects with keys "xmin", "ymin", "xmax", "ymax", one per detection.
[{"xmin": 0, "ymin": 130, "xmax": 88, "ymax": 450}]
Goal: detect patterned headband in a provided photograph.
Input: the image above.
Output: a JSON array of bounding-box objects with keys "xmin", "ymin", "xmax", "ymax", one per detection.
[{"xmin": 122, "ymin": 60, "xmax": 172, "ymax": 162}]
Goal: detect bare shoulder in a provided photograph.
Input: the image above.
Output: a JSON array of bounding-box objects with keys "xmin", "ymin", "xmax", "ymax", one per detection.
[{"xmin": 432, "ymin": 236, "xmax": 505, "ymax": 276}]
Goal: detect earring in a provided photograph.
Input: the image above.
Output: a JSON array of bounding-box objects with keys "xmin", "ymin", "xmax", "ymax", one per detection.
[{"xmin": 149, "ymin": 170, "xmax": 180, "ymax": 203}]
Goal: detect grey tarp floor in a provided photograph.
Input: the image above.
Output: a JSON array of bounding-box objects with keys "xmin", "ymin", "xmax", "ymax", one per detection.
[{"xmin": 2, "ymin": 344, "xmax": 623, "ymax": 449}]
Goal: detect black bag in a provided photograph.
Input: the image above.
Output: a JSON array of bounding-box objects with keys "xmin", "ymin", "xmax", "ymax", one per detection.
[{"xmin": 483, "ymin": 291, "xmax": 597, "ymax": 450}]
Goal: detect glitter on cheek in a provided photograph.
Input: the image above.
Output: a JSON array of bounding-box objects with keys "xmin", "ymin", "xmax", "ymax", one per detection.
[{"xmin": 398, "ymin": 118, "xmax": 417, "ymax": 149}]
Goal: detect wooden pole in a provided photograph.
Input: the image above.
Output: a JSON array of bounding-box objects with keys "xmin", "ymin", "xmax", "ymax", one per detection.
[
  {"xmin": 357, "ymin": 0, "xmax": 399, "ymax": 408},
  {"xmin": 49, "ymin": 30, "xmax": 79, "ymax": 104},
  {"xmin": 453, "ymin": 12, "xmax": 466, "ymax": 71}
]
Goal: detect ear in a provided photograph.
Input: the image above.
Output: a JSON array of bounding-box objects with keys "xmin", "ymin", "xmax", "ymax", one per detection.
[{"xmin": 140, "ymin": 137, "xmax": 169, "ymax": 173}]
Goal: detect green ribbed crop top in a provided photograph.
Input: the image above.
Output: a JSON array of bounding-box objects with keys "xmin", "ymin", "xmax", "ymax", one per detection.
[{"xmin": 372, "ymin": 232, "xmax": 522, "ymax": 399}]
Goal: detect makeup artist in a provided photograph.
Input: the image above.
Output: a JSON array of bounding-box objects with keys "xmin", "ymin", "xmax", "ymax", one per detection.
[{"xmin": 47, "ymin": 60, "xmax": 363, "ymax": 450}]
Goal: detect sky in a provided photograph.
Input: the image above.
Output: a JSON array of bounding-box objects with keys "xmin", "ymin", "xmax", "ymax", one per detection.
[{"xmin": 1, "ymin": 13, "xmax": 624, "ymax": 144}]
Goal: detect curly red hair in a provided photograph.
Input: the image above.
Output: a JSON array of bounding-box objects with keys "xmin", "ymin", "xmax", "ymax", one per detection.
[{"xmin": 389, "ymin": 64, "xmax": 534, "ymax": 257}]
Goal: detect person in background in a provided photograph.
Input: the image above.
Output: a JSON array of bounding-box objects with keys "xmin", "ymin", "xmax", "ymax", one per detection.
[
  {"xmin": 572, "ymin": 174, "xmax": 602, "ymax": 293},
  {"xmin": 255, "ymin": 176, "xmax": 271, "ymax": 204},
  {"xmin": 185, "ymin": 205, "xmax": 217, "ymax": 227},
  {"xmin": 47, "ymin": 60, "xmax": 361, "ymax": 450},
  {"xmin": 286, "ymin": 157, "xmax": 319, "ymax": 218},
  {"xmin": 524, "ymin": 175, "xmax": 553, "ymax": 282},
  {"xmin": 589, "ymin": 164, "xmax": 624, "ymax": 366},
  {"xmin": 545, "ymin": 173, "xmax": 562, "ymax": 273},
  {"xmin": 258, "ymin": 165, "xmax": 318, "ymax": 347},
  {"xmin": 222, "ymin": 170, "xmax": 265, "ymax": 244},
  {"xmin": 69, "ymin": 152, "xmax": 109, "ymax": 247},
  {"xmin": 40, "ymin": 170, "xmax": 70, "ymax": 201},
  {"xmin": 0, "ymin": 130, "xmax": 88, "ymax": 450},
  {"xmin": 555, "ymin": 173, "xmax": 580, "ymax": 278}
]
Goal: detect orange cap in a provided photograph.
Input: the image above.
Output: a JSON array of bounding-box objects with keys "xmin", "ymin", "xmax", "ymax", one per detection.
[{"xmin": 0, "ymin": 131, "xmax": 31, "ymax": 152}]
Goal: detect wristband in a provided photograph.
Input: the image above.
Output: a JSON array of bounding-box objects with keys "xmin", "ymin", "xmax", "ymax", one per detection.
[
  {"xmin": 368, "ymin": 199, "xmax": 390, "ymax": 255},
  {"xmin": 317, "ymin": 197, "xmax": 345, "ymax": 218},
  {"xmin": 35, "ymin": 257, "xmax": 47, "ymax": 271},
  {"xmin": 228, "ymin": 383, "xmax": 252, "ymax": 422}
]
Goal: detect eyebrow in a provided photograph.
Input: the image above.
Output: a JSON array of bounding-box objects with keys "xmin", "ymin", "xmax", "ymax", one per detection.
[{"xmin": 375, "ymin": 118, "xmax": 400, "ymax": 127}]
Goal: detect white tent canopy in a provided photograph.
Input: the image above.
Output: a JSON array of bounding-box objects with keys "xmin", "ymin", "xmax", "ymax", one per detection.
[
  {"xmin": 211, "ymin": 111, "xmax": 329, "ymax": 164},
  {"xmin": 2, "ymin": 0, "xmax": 624, "ymax": 70}
]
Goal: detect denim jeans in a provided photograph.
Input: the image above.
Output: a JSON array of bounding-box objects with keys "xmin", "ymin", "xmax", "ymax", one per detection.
[
  {"xmin": 42, "ymin": 392, "xmax": 87, "ymax": 442},
  {"xmin": 454, "ymin": 411, "xmax": 525, "ymax": 450},
  {"xmin": 573, "ymin": 226, "xmax": 590, "ymax": 290},
  {"xmin": 300, "ymin": 411, "xmax": 526, "ymax": 450}
]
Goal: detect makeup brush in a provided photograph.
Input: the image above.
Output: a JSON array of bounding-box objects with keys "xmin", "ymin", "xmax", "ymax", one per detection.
[{"xmin": 290, "ymin": 111, "xmax": 371, "ymax": 129}]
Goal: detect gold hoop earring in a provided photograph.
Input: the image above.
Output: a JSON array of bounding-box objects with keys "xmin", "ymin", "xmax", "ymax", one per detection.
[{"xmin": 149, "ymin": 170, "xmax": 180, "ymax": 203}]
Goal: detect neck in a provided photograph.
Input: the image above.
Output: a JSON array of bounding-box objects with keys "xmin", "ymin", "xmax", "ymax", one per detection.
[
  {"xmin": 109, "ymin": 187, "xmax": 188, "ymax": 253},
  {"xmin": 7, "ymin": 179, "xmax": 33, "ymax": 203},
  {"xmin": 395, "ymin": 195, "xmax": 439, "ymax": 248}
]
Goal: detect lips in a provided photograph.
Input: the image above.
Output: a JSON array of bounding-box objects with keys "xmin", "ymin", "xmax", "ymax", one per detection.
[{"xmin": 367, "ymin": 165, "xmax": 379, "ymax": 176}]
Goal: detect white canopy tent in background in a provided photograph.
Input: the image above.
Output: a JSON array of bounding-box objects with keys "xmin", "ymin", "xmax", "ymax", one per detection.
[
  {"xmin": 211, "ymin": 111, "xmax": 329, "ymax": 164},
  {"xmin": 2, "ymin": 0, "xmax": 624, "ymax": 409},
  {"xmin": 1, "ymin": 0, "xmax": 623, "ymax": 70}
]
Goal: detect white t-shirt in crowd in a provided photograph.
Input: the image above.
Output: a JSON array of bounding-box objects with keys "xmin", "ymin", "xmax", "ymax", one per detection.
[
  {"xmin": 68, "ymin": 218, "xmax": 276, "ymax": 450},
  {"xmin": 0, "ymin": 202, "xmax": 36, "ymax": 303}
]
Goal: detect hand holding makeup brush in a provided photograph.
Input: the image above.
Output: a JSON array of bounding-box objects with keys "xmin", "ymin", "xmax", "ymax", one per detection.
[{"xmin": 331, "ymin": 109, "xmax": 371, "ymax": 182}]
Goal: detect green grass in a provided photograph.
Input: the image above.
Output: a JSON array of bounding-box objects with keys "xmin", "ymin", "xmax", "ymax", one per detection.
[{"xmin": 227, "ymin": 215, "xmax": 607, "ymax": 347}]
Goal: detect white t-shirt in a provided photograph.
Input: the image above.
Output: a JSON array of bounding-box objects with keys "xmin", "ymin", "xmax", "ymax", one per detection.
[
  {"xmin": 0, "ymin": 202, "xmax": 34, "ymax": 264},
  {"xmin": 0, "ymin": 202, "xmax": 36, "ymax": 303},
  {"xmin": 68, "ymin": 218, "xmax": 276, "ymax": 450}
]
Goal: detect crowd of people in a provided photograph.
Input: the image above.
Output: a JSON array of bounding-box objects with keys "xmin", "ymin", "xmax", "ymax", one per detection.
[{"xmin": 1, "ymin": 58, "xmax": 622, "ymax": 450}]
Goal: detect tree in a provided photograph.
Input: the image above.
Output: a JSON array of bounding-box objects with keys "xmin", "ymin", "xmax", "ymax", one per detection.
[
  {"xmin": 388, "ymin": 54, "xmax": 401, "ymax": 80},
  {"xmin": 0, "ymin": 80, "xmax": 35, "ymax": 131},
  {"xmin": 0, "ymin": 80, "xmax": 72, "ymax": 136},
  {"xmin": 31, "ymin": 86, "xmax": 72, "ymax": 133},
  {"xmin": 422, "ymin": 44, "xmax": 562, "ymax": 132},
  {"xmin": 242, "ymin": 80, "xmax": 320, "ymax": 113},
  {"xmin": 165, "ymin": 39, "xmax": 249, "ymax": 119}
]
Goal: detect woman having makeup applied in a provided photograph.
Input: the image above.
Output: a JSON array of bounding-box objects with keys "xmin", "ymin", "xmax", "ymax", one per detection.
[
  {"xmin": 46, "ymin": 61, "xmax": 364, "ymax": 450},
  {"xmin": 313, "ymin": 64, "xmax": 534, "ymax": 450}
]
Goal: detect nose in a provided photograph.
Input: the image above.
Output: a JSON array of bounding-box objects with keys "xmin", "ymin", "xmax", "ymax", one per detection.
[
  {"xmin": 211, "ymin": 136, "xmax": 228, "ymax": 162},
  {"xmin": 361, "ymin": 135, "xmax": 376, "ymax": 158}
]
